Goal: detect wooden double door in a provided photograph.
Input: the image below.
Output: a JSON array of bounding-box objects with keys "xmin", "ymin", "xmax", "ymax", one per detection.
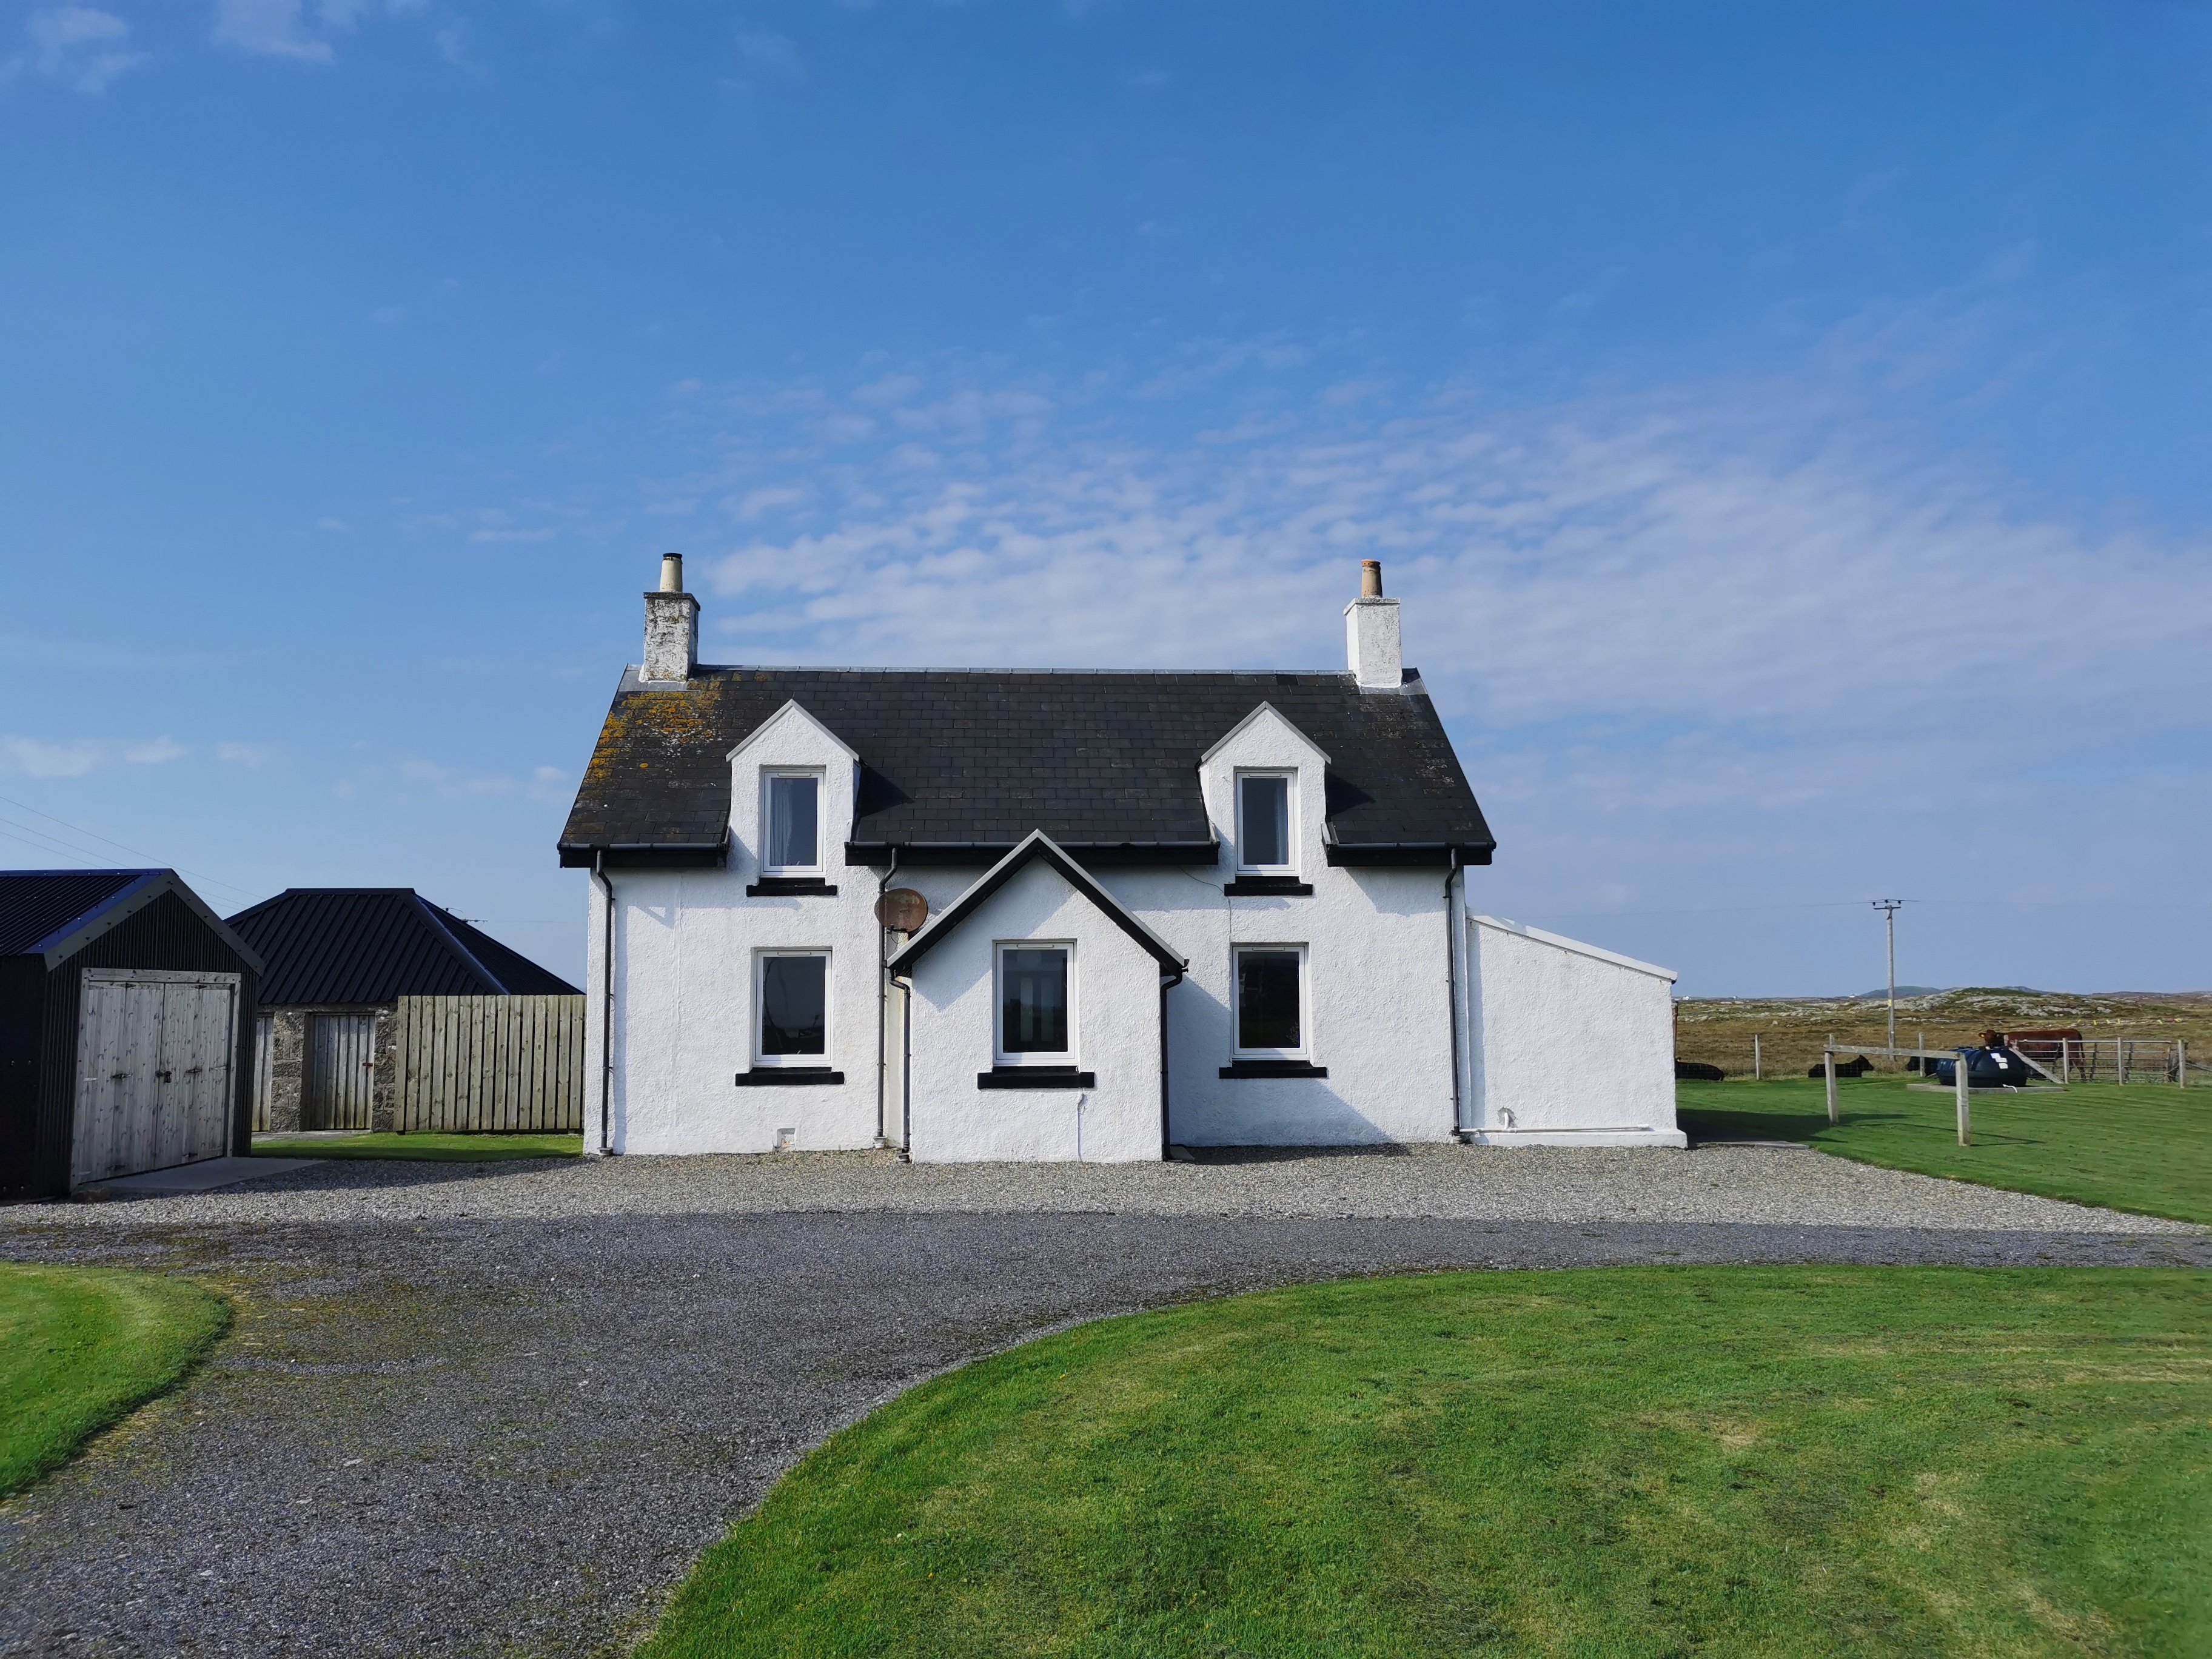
[{"xmin": 71, "ymin": 969, "xmax": 240, "ymax": 1187}]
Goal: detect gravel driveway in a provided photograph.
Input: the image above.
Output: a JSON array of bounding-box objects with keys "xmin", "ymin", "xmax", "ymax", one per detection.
[{"xmin": 2, "ymin": 1147, "xmax": 2202, "ymax": 1658}]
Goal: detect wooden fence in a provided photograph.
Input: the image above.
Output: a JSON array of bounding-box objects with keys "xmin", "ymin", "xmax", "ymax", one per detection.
[{"xmin": 392, "ymin": 995, "xmax": 586, "ymax": 1133}]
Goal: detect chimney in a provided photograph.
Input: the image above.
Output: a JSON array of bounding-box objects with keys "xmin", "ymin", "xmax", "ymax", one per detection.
[
  {"xmin": 1344, "ymin": 559, "xmax": 1402, "ymax": 689},
  {"xmin": 641, "ymin": 552, "xmax": 699, "ymax": 682}
]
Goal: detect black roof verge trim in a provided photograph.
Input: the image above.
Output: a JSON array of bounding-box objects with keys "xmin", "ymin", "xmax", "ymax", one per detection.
[{"xmin": 888, "ymin": 831, "xmax": 1188, "ymax": 977}]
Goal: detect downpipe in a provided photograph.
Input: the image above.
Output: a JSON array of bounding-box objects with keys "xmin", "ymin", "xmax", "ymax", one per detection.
[
  {"xmin": 1443, "ymin": 848, "xmax": 1464, "ymax": 1136},
  {"xmin": 591, "ymin": 851, "xmax": 617, "ymax": 1157},
  {"xmin": 875, "ymin": 848, "xmax": 899, "ymax": 1147},
  {"xmin": 891, "ymin": 970, "xmax": 915, "ymax": 1161},
  {"xmin": 1158, "ymin": 967, "xmax": 1184, "ymax": 1159}
]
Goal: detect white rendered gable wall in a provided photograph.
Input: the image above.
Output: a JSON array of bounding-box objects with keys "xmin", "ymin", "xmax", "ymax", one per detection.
[{"xmin": 902, "ymin": 858, "xmax": 1164, "ymax": 1163}]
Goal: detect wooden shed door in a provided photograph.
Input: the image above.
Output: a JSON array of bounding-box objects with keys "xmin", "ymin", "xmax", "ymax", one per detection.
[
  {"xmin": 306, "ymin": 1014, "xmax": 378, "ymax": 1130},
  {"xmin": 72, "ymin": 970, "xmax": 240, "ymax": 1187}
]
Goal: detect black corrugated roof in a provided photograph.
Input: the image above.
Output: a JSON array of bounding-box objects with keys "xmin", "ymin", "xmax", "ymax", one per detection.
[
  {"xmin": 558, "ymin": 666, "xmax": 1494, "ymax": 866},
  {"xmin": 225, "ymin": 890, "xmax": 580, "ymax": 1005},
  {"xmin": 0, "ymin": 870, "xmax": 161, "ymax": 957}
]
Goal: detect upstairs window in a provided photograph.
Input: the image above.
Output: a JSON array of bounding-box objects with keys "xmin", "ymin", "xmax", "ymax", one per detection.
[
  {"xmin": 1237, "ymin": 773, "xmax": 1293, "ymax": 872},
  {"xmin": 763, "ymin": 772, "xmax": 821, "ymax": 874},
  {"xmin": 757, "ymin": 951, "xmax": 828, "ymax": 1064},
  {"xmin": 1234, "ymin": 946, "xmax": 1305, "ymax": 1057},
  {"xmin": 997, "ymin": 945, "xmax": 1071, "ymax": 1064}
]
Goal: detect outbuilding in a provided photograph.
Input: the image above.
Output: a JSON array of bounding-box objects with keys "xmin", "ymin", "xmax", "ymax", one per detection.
[
  {"xmin": 1, "ymin": 870, "xmax": 264, "ymax": 1199},
  {"xmin": 226, "ymin": 888, "xmax": 579, "ymax": 1133}
]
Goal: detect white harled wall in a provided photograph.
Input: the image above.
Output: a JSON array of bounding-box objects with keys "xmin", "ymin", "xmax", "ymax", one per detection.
[
  {"xmin": 1460, "ymin": 915, "xmax": 1684, "ymax": 1147},
  {"xmin": 902, "ymin": 859, "xmax": 1164, "ymax": 1164}
]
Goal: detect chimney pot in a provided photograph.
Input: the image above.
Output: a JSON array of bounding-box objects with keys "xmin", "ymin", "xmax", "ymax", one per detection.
[
  {"xmin": 1361, "ymin": 559, "xmax": 1382, "ymax": 597},
  {"xmin": 660, "ymin": 552, "xmax": 685, "ymax": 594}
]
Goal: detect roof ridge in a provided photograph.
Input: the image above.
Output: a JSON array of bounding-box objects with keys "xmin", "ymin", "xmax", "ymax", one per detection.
[{"xmin": 412, "ymin": 895, "xmax": 508, "ymax": 994}]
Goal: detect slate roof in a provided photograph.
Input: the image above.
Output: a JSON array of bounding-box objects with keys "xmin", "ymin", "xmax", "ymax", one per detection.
[
  {"xmin": 558, "ymin": 666, "xmax": 1495, "ymax": 869},
  {"xmin": 1, "ymin": 869, "xmax": 265, "ymax": 970},
  {"xmin": 226, "ymin": 889, "xmax": 580, "ymax": 1005}
]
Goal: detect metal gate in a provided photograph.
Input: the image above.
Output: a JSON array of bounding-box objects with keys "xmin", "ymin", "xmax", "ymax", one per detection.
[
  {"xmin": 305, "ymin": 1013, "xmax": 378, "ymax": 1130},
  {"xmin": 72, "ymin": 968, "xmax": 241, "ymax": 1187}
]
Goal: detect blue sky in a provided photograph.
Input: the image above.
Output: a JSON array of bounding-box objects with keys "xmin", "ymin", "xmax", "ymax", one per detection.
[{"xmin": 3, "ymin": 0, "xmax": 2207, "ymax": 994}]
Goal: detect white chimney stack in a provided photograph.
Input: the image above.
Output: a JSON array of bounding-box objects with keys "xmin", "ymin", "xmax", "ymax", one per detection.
[
  {"xmin": 1344, "ymin": 559, "xmax": 1401, "ymax": 689},
  {"xmin": 641, "ymin": 552, "xmax": 699, "ymax": 682}
]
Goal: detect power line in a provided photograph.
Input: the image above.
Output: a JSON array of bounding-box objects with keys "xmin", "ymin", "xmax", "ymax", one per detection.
[{"xmin": 0, "ymin": 791, "xmax": 262, "ymax": 903}]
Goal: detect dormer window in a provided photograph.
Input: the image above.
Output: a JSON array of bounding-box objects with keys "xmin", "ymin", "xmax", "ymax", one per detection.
[
  {"xmin": 763, "ymin": 772, "xmax": 822, "ymax": 875},
  {"xmin": 1236, "ymin": 772, "xmax": 1293, "ymax": 873}
]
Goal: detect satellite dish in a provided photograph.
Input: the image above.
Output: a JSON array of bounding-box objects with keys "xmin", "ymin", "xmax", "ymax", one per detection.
[{"xmin": 875, "ymin": 888, "xmax": 928, "ymax": 933}]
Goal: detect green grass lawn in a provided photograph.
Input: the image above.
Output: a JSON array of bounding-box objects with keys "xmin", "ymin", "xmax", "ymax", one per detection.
[
  {"xmin": 645, "ymin": 1267, "xmax": 2209, "ymax": 1659},
  {"xmin": 0, "ymin": 1263, "xmax": 229, "ymax": 1498},
  {"xmin": 250, "ymin": 1131, "xmax": 582, "ymax": 1161},
  {"xmin": 1676, "ymin": 1075, "xmax": 2211, "ymax": 1225}
]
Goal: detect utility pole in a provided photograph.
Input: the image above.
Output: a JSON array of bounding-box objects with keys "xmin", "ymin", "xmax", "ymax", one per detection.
[{"xmin": 1872, "ymin": 900, "xmax": 1905, "ymax": 1055}]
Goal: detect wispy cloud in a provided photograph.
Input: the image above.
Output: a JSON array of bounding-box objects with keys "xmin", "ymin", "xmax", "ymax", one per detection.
[
  {"xmin": 0, "ymin": 735, "xmax": 187, "ymax": 777},
  {"xmin": 732, "ymin": 31, "xmax": 802, "ymax": 81},
  {"xmin": 211, "ymin": 0, "xmax": 463, "ymax": 67},
  {"xmin": 11, "ymin": 5, "xmax": 147, "ymax": 93},
  {"xmin": 679, "ymin": 378, "xmax": 2211, "ymax": 770}
]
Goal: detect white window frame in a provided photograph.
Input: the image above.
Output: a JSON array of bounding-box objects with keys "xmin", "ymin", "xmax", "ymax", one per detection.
[
  {"xmin": 1232, "ymin": 942, "xmax": 1309, "ymax": 1060},
  {"xmin": 1235, "ymin": 769, "xmax": 1297, "ymax": 876},
  {"xmin": 993, "ymin": 940, "xmax": 1077, "ymax": 1067},
  {"xmin": 760, "ymin": 769, "xmax": 826, "ymax": 877},
  {"xmin": 754, "ymin": 948, "xmax": 831, "ymax": 1067}
]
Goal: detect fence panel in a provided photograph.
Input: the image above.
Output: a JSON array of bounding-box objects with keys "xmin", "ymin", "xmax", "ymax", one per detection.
[{"xmin": 394, "ymin": 995, "xmax": 586, "ymax": 1133}]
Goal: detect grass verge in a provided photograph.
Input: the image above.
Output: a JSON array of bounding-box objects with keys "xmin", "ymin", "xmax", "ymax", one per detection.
[
  {"xmin": 1677, "ymin": 1076, "xmax": 2211, "ymax": 1225},
  {"xmin": 645, "ymin": 1267, "xmax": 2209, "ymax": 1659},
  {"xmin": 250, "ymin": 1131, "xmax": 582, "ymax": 1161},
  {"xmin": 0, "ymin": 1263, "xmax": 229, "ymax": 1498}
]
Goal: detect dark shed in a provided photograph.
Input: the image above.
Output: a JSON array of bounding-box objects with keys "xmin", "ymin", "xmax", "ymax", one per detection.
[{"xmin": 1, "ymin": 870, "xmax": 264, "ymax": 1199}]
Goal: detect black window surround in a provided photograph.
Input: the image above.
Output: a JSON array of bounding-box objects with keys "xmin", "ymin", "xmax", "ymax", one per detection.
[
  {"xmin": 745, "ymin": 877, "xmax": 840, "ymax": 896},
  {"xmin": 1223, "ymin": 876, "xmax": 1313, "ymax": 896},
  {"xmin": 977, "ymin": 1066, "xmax": 1096, "ymax": 1090},
  {"xmin": 1219, "ymin": 1060, "xmax": 1329, "ymax": 1079},
  {"xmin": 735, "ymin": 1067, "xmax": 845, "ymax": 1086}
]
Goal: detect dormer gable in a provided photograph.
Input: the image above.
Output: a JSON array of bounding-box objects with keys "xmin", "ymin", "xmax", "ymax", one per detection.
[
  {"xmin": 726, "ymin": 700, "xmax": 860, "ymax": 883},
  {"xmin": 1198, "ymin": 703, "xmax": 1331, "ymax": 883}
]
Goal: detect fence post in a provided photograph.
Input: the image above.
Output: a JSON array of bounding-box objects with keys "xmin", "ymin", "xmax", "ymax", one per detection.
[
  {"xmin": 1753, "ymin": 1034, "xmax": 1761, "ymax": 1081},
  {"xmin": 1956, "ymin": 1047, "xmax": 1971, "ymax": 1146},
  {"xmin": 1825, "ymin": 1049, "xmax": 1838, "ymax": 1126},
  {"xmin": 2060, "ymin": 1037, "xmax": 2070, "ymax": 1085},
  {"xmin": 2178, "ymin": 1039, "xmax": 2187, "ymax": 1088}
]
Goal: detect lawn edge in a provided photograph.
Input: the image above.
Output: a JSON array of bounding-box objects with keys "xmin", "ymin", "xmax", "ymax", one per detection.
[{"xmin": 0, "ymin": 1267, "xmax": 233, "ymax": 1500}]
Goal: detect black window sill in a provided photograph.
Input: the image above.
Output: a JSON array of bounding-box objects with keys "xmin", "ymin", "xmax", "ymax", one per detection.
[
  {"xmin": 746, "ymin": 877, "xmax": 839, "ymax": 897},
  {"xmin": 734, "ymin": 1067, "xmax": 843, "ymax": 1086},
  {"xmin": 977, "ymin": 1067, "xmax": 1096, "ymax": 1090},
  {"xmin": 1219, "ymin": 1061, "xmax": 1329, "ymax": 1079},
  {"xmin": 1224, "ymin": 876, "xmax": 1313, "ymax": 896}
]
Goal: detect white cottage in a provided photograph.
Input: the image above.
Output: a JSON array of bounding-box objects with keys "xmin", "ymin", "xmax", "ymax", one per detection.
[{"xmin": 559, "ymin": 556, "xmax": 1684, "ymax": 1161}]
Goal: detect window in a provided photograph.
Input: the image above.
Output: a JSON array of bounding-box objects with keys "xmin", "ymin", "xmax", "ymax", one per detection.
[
  {"xmin": 1234, "ymin": 947, "xmax": 1305, "ymax": 1056},
  {"xmin": 996, "ymin": 944, "xmax": 1072, "ymax": 1064},
  {"xmin": 763, "ymin": 773, "xmax": 821, "ymax": 874},
  {"xmin": 756, "ymin": 952, "xmax": 828, "ymax": 1064},
  {"xmin": 1237, "ymin": 773, "xmax": 1293, "ymax": 872}
]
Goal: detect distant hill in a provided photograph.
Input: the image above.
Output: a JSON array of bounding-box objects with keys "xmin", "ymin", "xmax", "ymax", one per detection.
[{"xmin": 1850, "ymin": 985, "xmax": 1950, "ymax": 1000}]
